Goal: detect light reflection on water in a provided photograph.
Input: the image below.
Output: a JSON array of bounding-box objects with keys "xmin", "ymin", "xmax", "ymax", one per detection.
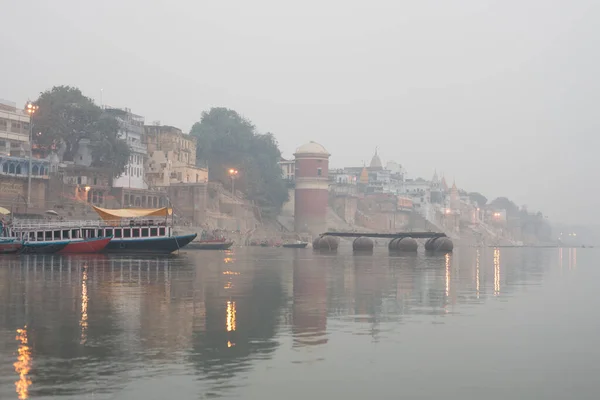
[{"xmin": 0, "ymin": 247, "xmax": 596, "ymax": 399}]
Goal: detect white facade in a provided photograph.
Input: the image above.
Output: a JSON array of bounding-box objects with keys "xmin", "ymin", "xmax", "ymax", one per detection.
[
  {"xmin": 279, "ymin": 158, "xmax": 295, "ymax": 181},
  {"xmin": 107, "ymin": 107, "xmax": 147, "ymax": 189},
  {"xmin": 0, "ymin": 99, "xmax": 30, "ymax": 157}
]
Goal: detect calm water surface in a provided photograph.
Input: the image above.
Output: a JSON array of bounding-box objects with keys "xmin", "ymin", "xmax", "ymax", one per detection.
[{"xmin": 0, "ymin": 247, "xmax": 597, "ymax": 399}]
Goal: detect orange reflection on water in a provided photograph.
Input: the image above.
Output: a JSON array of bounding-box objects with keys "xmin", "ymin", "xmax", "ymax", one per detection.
[
  {"xmin": 476, "ymin": 249, "xmax": 480, "ymax": 299},
  {"xmin": 493, "ymin": 248, "xmax": 500, "ymax": 295},
  {"xmin": 445, "ymin": 253, "xmax": 450, "ymax": 298},
  {"xmin": 14, "ymin": 326, "xmax": 31, "ymax": 399},
  {"xmin": 223, "ymin": 270, "xmax": 240, "ymax": 276},
  {"xmin": 226, "ymin": 301, "xmax": 236, "ymax": 332},
  {"xmin": 80, "ymin": 266, "xmax": 89, "ymax": 344}
]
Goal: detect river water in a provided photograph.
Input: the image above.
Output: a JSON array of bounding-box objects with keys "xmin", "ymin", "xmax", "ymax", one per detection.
[{"xmin": 0, "ymin": 247, "xmax": 597, "ymax": 399}]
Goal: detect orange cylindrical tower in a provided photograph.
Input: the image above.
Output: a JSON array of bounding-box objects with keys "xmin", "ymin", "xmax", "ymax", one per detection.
[{"xmin": 294, "ymin": 141, "xmax": 330, "ymax": 235}]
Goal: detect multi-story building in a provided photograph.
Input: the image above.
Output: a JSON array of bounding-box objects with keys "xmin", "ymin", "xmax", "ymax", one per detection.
[
  {"xmin": 144, "ymin": 125, "xmax": 208, "ymax": 186},
  {"xmin": 279, "ymin": 157, "xmax": 295, "ymax": 182},
  {"xmin": 0, "ymin": 99, "xmax": 30, "ymax": 157},
  {"xmin": 104, "ymin": 107, "xmax": 147, "ymax": 189}
]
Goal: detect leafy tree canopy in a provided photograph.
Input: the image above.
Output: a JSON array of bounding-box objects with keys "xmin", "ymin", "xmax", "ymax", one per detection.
[
  {"xmin": 468, "ymin": 192, "xmax": 488, "ymax": 207},
  {"xmin": 32, "ymin": 86, "xmax": 130, "ymax": 177},
  {"xmin": 190, "ymin": 108, "xmax": 288, "ymax": 217}
]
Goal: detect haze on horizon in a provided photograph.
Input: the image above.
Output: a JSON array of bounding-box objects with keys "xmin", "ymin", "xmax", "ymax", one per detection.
[{"xmin": 2, "ymin": 0, "xmax": 597, "ymax": 225}]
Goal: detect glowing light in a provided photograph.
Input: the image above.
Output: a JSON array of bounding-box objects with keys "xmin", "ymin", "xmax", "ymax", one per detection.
[
  {"xmin": 226, "ymin": 301, "xmax": 236, "ymax": 332},
  {"xmin": 222, "ymin": 270, "xmax": 240, "ymax": 275},
  {"xmin": 224, "ymin": 281, "xmax": 233, "ymax": 290},
  {"xmin": 493, "ymin": 248, "xmax": 500, "ymax": 295},
  {"xmin": 84, "ymin": 186, "xmax": 91, "ymax": 192},
  {"xmin": 227, "ymin": 340, "xmax": 235, "ymax": 348},
  {"xmin": 80, "ymin": 266, "xmax": 89, "ymax": 344},
  {"xmin": 223, "ymin": 258, "xmax": 235, "ymax": 264},
  {"xmin": 14, "ymin": 326, "xmax": 31, "ymax": 400}
]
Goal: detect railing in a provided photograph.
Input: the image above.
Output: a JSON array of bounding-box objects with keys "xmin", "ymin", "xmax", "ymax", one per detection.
[{"xmin": 10, "ymin": 217, "xmax": 171, "ymax": 230}]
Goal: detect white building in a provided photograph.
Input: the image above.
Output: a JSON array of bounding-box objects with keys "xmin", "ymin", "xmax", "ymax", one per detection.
[
  {"xmin": 278, "ymin": 157, "xmax": 295, "ymax": 182},
  {"xmin": 0, "ymin": 99, "xmax": 30, "ymax": 157},
  {"xmin": 105, "ymin": 107, "xmax": 147, "ymax": 189}
]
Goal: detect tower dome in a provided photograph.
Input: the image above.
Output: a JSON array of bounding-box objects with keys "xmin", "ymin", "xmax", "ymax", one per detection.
[{"xmin": 294, "ymin": 141, "xmax": 329, "ymax": 157}]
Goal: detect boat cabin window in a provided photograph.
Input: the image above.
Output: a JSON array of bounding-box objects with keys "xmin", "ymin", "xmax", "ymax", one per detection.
[
  {"xmin": 105, "ymin": 229, "xmax": 113, "ymax": 237},
  {"xmin": 132, "ymin": 228, "xmax": 140, "ymax": 238},
  {"xmin": 141, "ymin": 228, "xmax": 149, "ymax": 237},
  {"xmin": 29, "ymin": 232, "xmax": 35, "ymax": 241},
  {"xmin": 159, "ymin": 227, "xmax": 165, "ymax": 236},
  {"xmin": 45, "ymin": 231, "xmax": 52, "ymax": 240},
  {"xmin": 62, "ymin": 230, "xmax": 70, "ymax": 239},
  {"xmin": 150, "ymin": 228, "xmax": 158, "ymax": 237},
  {"xmin": 115, "ymin": 229, "xmax": 122, "ymax": 238},
  {"xmin": 37, "ymin": 231, "xmax": 44, "ymax": 241},
  {"xmin": 54, "ymin": 230, "xmax": 60, "ymax": 240},
  {"xmin": 98, "ymin": 229, "xmax": 103, "ymax": 237},
  {"xmin": 71, "ymin": 229, "xmax": 79, "ymax": 239},
  {"xmin": 124, "ymin": 228, "xmax": 131, "ymax": 238}
]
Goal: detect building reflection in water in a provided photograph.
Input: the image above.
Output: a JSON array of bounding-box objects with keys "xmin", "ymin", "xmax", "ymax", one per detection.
[
  {"xmin": 476, "ymin": 249, "xmax": 481, "ymax": 299},
  {"xmin": 292, "ymin": 255, "xmax": 328, "ymax": 347},
  {"xmin": 14, "ymin": 326, "xmax": 31, "ymax": 400}
]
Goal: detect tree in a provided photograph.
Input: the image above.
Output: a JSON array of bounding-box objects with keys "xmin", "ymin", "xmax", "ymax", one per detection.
[
  {"xmin": 32, "ymin": 86, "xmax": 130, "ymax": 177},
  {"xmin": 468, "ymin": 192, "xmax": 488, "ymax": 207},
  {"xmin": 190, "ymin": 108, "xmax": 288, "ymax": 217}
]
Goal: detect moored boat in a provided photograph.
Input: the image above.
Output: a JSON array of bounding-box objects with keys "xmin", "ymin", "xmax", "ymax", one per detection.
[
  {"xmin": 0, "ymin": 238, "xmax": 22, "ymax": 254},
  {"xmin": 282, "ymin": 241, "xmax": 308, "ymax": 249},
  {"xmin": 20, "ymin": 241, "xmax": 69, "ymax": 254},
  {"xmin": 187, "ymin": 239, "xmax": 234, "ymax": 250},
  {"xmin": 58, "ymin": 237, "xmax": 112, "ymax": 254}
]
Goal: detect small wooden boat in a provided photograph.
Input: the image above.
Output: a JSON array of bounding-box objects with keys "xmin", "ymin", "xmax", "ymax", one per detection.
[
  {"xmin": 0, "ymin": 238, "xmax": 22, "ymax": 254},
  {"xmin": 57, "ymin": 237, "xmax": 112, "ymax": 254},
  {"xmin": 282, "ymin": 242, "xmax": 308, "ymax": 249},
  {"xmin": 187, "ymin": 238, "xmax": 234, "ymax": 250}
]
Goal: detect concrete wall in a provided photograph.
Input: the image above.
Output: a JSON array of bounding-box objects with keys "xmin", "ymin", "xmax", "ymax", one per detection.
[{"xmin": 295, "ymin": 188, "xmax": 328, "ymax": 234}]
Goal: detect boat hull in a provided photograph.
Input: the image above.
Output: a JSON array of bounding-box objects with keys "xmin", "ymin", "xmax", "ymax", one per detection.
[
  {"xmin": 187, "ymin": 241, "xmax": 234, "ymax": 250},
  {"xmin": 282, "ymin": 243, "xmax": 308, "ymax": 249},
  {"xmin": 0, "ymin": 239, "xmax": 22, "ymax": 254},
  {"xmin": 20, "ymin": 242, "xmax": 69, "ymax": 254},
  {"xmin": 102, "ymin": 233, "xmax": 197, "ymax": 254},
  {"xmin": 57, "ymin": 237, "xmax": 112, "ymax": 254}
]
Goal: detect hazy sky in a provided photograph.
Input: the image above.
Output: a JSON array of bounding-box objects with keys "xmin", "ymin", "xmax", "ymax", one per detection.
[{"xmin": 3, "ymin": 0, "xmax": 598, "ymax": 223}]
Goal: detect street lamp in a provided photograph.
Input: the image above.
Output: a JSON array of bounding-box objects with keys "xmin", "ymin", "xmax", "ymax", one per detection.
[
  {"xmin": 228, "ymin": 168, "xmax": 239, "ymax": 196},
  {"xmin": 25, "ymin": 102, "xmax": 38, "ymax": 207}
]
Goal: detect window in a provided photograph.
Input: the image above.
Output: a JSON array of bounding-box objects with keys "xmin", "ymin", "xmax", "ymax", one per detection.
[
  {"xmin": 98, "ymin": 229, "xmax": 103, "ymax": 237},
  {"xmin": 114, "ymin": 229, "xmax": 122, "ymax": 238},
  {"xmin": 54, "ymin": 231, "xmax": 61, "ymax": 240},
  {"xmin": 72, "ymin": 229, "xmax": 79, "ymax": 239},
  {"xmin": 317, "ymin": 168, "xmax": 322, "ymax": 176},
  {"xmin": 150, "ymin": 228, "xmax": 158, "ymax": 236},
  {"xmin": 159, "ymin": 227, "xmax": 165, "ymax": 236},
  {"xmin": 141, "ymin": 228, "xmax": 149, "ymax": 237},
  {"xmin": 62, "ymin": 230, "xmax": 70, "ymax": 239},
  {"xmin": 37, "ymin": 231, "xmax": 44, "ymax": 241},
  {"xmin": 45, "ymin": 231, "xmax": 52, "ymax": 240},
  {"xmin": 11, "ymin": 122, "xmax": 21, "ymax": 133},
  {"xmin": 29, "ymin": 232, "xmax": 35, "ymax": 241},
  {"xmin": 105, "ymin": 229, "xmax": 113, "ymax": 237},
  {"xmin": 132, "ymin": 229, "xmax": 140, "ymax": 238},
  {"xmin": 124, "ymin": 229, "xmax": 131, "ymax": 238},
  {"xmin": 0, "ymin": 119, "xmax": 7, "ymax": 130}
]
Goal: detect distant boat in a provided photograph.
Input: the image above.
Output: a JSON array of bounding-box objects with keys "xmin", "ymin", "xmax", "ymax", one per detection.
[
  {"xmin": 187, "ymin": 238, "xmax": 234, "ymax": 250},
  {"xmin": 282, "ymin": 242, "xmax": 308, "ymax": 249}
]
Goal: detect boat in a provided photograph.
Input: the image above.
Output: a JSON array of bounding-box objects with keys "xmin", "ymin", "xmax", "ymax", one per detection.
[
  {"xmin": 282, "ymin": 241, "xmax": 308, "ymax": 249},
  {"xmin": 20, "ymin": 241, "xmax": 69, "ymax": 254},
  {"xmin": 6, "ymin": 206, "xmax": 197, "ymax": 254},
  {"xmin": 57, "ymin": 237, "xmax": 112, "ymax": 254},
  {"xmin": 0, "ymin": 237, "xmax": 22, "ymax": 254},
  {"xmin": 187, "ymin": 239, "xmax": 234, "ymax": 250}
]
